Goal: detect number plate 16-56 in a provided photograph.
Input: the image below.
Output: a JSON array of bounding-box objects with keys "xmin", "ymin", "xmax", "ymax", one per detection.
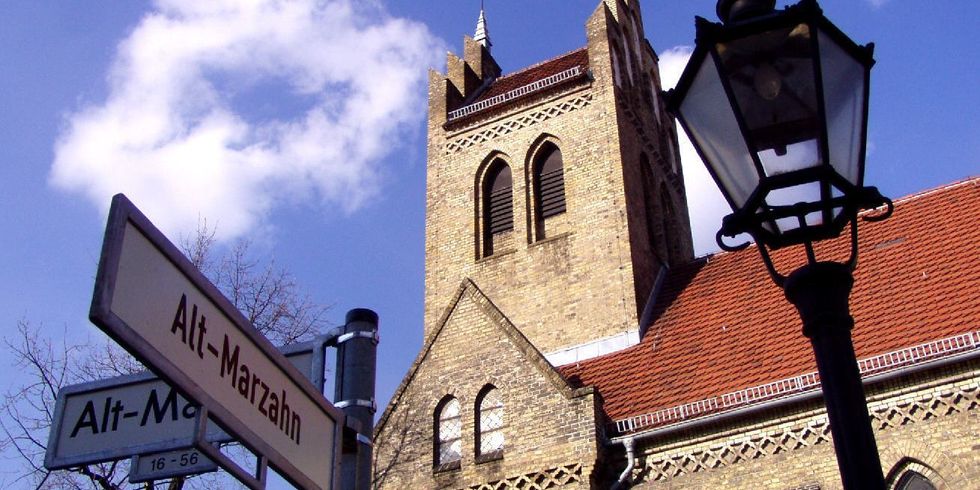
[{"xmin": 130, "ymin": 448, "xmax": 218, "ymax": 483}]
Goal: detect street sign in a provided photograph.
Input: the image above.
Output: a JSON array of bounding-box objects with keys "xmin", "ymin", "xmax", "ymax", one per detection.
[
  {"xmin": 88, "ymin": 194, "xmax": 342, "ymax": 490},
  {"xmin": 46, "ymin": 373, "xmax": 200, "ymax": 469},
  {"xmin": 45, "ymin": 339, "xmax": 326, "ymax": 470},
  {"xmin": 129, "ymin": 447, "xmax": 218, "ymax": 483}
]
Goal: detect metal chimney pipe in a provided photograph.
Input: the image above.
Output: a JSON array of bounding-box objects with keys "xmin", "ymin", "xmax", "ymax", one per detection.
[{"xmin": 334, "ymin": 308, "xmax": 379, "ymax": 490}]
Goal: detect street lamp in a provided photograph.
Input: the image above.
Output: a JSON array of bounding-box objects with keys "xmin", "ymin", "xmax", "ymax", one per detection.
[{"xmin": 664, "ymin": 0, "xmax": 892, "ymax": 488}]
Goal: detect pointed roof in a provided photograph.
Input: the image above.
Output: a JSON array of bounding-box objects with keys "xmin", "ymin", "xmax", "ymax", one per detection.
[
  {"xmin": 559, "ymin": 177, "xmax": 980, "ymax": 435},
  {"xmin": 474, "ymin": 5, "xmax": 491, "ymax": 51}
]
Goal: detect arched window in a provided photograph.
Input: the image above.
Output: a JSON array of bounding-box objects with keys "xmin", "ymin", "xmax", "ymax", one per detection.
[
  {"xmin": 534, "ymin": 143, "xmax": 567, "ymax": 225},
  {"xmin": 475, "ymin": 386, "xmax": 504, "ymax": 460},
  {"xmin": 434, "ymin": 397, "xmax": 462, "ymax": 470},
  {"xmin": 649, "ymin": 70, "xmax": 662, "ymax": 120},
  {"xmin": 610, "ymin": 41, "xmax": 623, "ymax": 87},
  {"xmin": 620, "ymin": 28, "xmax": 635, "ymax": 83},
  {"xmin": 896, "ymin": 471, "xmax": 937, "ymax": 490},
  {"xmin": 661, "ymin": 183, "xmax": 680, "ymax": 264},
  {"xmin": 482, "ymin": 160, "xmax": 513, "ymax": 256},
  {"xmin": 639, "ymin": 153, "xmax": 660, "ymax": 257}
]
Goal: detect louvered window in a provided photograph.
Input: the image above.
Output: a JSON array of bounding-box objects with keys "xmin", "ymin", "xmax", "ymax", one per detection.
[
  {"xmin": 482, "ymin": 162, "xmax": 514, "ymax": 256},
  {"xmin": 896, "ymin": 472, "xmax": 936, "ymax": 490},
  {"xmin": 435, "ymin": 397, "xmax": 461, "ymax": 469},
  {"xmin": 536, "ymin": 145, "xmax": 566, "ymax": 219},
  {"xmin": 476, "ymin": 387, "xmax": 504, "ymax": 460},
  {"xmin": 487, "ymin": 164, "xmax": 513, "ymax": 234}
]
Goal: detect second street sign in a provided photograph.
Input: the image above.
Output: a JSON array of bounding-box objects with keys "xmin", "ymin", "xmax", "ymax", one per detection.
[
  {"xmin": 45, "ymin": 340, "xmax": 323, "ymax": 470},
  {"xmin": 88, "ymin": 194, "xmax": 342, "ymax": 490}
]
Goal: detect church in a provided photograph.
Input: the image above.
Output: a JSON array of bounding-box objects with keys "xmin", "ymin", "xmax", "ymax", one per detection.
[{"xmin": 372, "ymin": 1, "xmax": 980, "ymax": 488}]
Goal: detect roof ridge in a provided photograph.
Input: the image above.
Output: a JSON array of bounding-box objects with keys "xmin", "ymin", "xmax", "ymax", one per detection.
[{"xmin": 881, "ymin": 175, "xmax": 979, "ymax": 209}]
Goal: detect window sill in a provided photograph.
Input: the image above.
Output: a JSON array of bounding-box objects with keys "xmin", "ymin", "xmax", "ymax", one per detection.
[
  {"xmin": 477, "ymin": 247, "xmax": 518, "ymax": 264},
  {"xmin": 475, "ymin": 451, "xmax": 504, "ymax": 465},
  {"xmin": 530, "ymin": 231, "xmax": 573, "ymax": 248},
  {"xmin": 433, "ymin": 460, "xmax": 461, "ymax": 473}
]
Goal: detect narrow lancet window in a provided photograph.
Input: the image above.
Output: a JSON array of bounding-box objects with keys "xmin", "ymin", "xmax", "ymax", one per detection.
[
  {"xmin": 435, "ymin": 397, "xmax": 462, "ymax": 469},
  {"xmin": 476, "ymin": 386, "xmax": 504, "ymax": 460}
]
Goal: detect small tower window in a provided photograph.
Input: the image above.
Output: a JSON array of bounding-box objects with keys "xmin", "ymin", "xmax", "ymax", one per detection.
[
  {"xmin": 434, "ymin": 397, "xmax": 462, "ymax": 470},
  {"xmin": 482, "ymin": 160, "xmax": 513, "ymax": 256},
  {"xmin": 476, "ymin": 386, "xmax": 504, "ymax": 461}
]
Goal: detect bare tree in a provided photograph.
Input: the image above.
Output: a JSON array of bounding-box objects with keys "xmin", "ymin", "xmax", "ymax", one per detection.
[{"xmin": 1, "ymin": 225, "xmax": 331, "ymax": 489}]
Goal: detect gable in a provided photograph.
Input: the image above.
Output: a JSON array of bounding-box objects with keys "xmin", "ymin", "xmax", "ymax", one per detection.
[{"xmin": 373, "ymin": 278, "xmax": 599, "ymax": 488}]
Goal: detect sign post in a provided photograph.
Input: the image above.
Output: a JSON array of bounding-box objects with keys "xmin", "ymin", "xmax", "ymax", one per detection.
[{"xmin": 87, "ymin": 194, "xmax": 343, "ymax": 490}]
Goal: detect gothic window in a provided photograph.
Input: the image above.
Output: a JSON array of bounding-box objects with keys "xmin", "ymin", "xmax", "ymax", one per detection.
[
  {"xmin": 649, "ymin": 70, "xmax": 662, "ymax": 120},
  {"xmin": 482, "ymin": 160, "xmax": 513, "ymax": 256},
  {"xmin": 661, "ymin": 183, "xmax": 680, "ymax": 264},
  {"xmin": 895, "ymin": 471, "xmax": 937, "ymax": 490},
  {"xmin": 629, "ymin": 14, "xmax": 643, "ymax": 59},
  {"xmin": 610, "ymin": 41, "xmax": 623, "ymax": 87},
  {"xmin": 534, "ymin": 143, "xmax": 567, "ymax": 223},
  {"xmin": 434, "ymin": 397, "xmax": 462, "ymax": 470},
  {"xmin": 620, "ymin": 28, "xmax": 635, "ymax": 83},
  {"xmin": 475, "ymin": 386, "xmax": 504, "ymax": 461}
]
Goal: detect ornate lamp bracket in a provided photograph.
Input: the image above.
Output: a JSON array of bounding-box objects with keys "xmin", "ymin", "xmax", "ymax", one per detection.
[{"xmin": 715, "ymin": 186, "xmax": 893, "ymax": 288}]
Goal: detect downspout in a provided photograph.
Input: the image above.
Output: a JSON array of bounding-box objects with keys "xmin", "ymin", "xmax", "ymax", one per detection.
[{"xmin": 611, "ymin": 437, "xmax": 635, "ymax": 490}]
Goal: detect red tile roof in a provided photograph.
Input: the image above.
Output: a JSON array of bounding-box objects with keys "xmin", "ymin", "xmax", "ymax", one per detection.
[
  {"xmin": 475, "ymin": 48, "xmax": 590, "ymax": 102},
  {"xmin": 559, "ymin": 178, "xmax": 980, "ymax": 432},
  {"xmin": 447, "ymin": 48, "xmax": 590, "ymax": 125}
]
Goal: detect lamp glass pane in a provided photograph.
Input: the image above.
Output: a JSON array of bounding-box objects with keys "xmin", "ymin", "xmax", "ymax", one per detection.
[
  {"xmin": 759, "ymin": 181, "xmax": 822, "ymax": 234},
  {"xmin": 678, "ymin": 54, "xmax": 758, "ymax": 209},
  {"xmin": 818, "ymin": 29, "xmax": 866, "ymax": 187},
  {"xmin": 718, "ymin": 23, "xmax": 822, "ymax": 176}
]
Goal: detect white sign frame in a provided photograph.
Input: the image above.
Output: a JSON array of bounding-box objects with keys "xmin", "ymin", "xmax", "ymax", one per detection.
[{"xmin": 88, "ymin": 194, "xmax": 342, "ymax": 490}]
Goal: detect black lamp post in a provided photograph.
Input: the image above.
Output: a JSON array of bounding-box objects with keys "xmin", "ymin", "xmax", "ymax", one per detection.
[{"xmin": 664, "ymin": 0, "xmax": 892, "ymax": 488}]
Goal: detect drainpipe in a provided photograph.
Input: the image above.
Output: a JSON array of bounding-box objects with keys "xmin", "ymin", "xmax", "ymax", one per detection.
[{"xmin": 611, "ymin": 437, "xmax": 635, "ymax": 490}]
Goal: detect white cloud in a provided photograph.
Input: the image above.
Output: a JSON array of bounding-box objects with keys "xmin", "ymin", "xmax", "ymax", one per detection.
[
  {"xmin": 51, "ymin": 0, "xmax": 444, "ymax": 242},
  {"xmin": 866, "ymin": 0, "xmax": 891, "ymax": 8},
  {"xmin": 658, "ymin": 46, "xmax": 736, "ymax": 256}
]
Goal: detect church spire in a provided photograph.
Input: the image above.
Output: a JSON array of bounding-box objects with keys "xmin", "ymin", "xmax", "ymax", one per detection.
[{"xmin": 474, "ymin": 1, "xmax": 492, "ymax": 52}]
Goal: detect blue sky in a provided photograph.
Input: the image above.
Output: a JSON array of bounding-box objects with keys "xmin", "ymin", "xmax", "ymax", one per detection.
[{"xmin": 0, "ymin": 0, "xmax": 977, "ymax": 485}]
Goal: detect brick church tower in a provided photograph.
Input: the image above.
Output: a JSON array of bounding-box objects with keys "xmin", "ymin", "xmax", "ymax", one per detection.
[{"xmin": 422, "ymin": 0, "xmax": 692, "ymax": 360}]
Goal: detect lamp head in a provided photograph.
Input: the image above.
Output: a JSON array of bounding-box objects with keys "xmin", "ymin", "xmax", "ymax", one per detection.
[{"xmin": 666, "ymin": 0, "xmax": 884, "ymax": 251}]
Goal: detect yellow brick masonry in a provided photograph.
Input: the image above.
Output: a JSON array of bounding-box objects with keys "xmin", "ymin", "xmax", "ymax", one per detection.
[{"xmin": 372, "ymin": 280, "xmax": 600, "ymax": 489}]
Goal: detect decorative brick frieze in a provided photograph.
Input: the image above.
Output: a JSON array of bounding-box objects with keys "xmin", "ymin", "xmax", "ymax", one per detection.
[
  {"xmin": 463, "ymin": 463, "xmax": 584, "ymax": 490},
  {"xmin": 445, "ymin": 92, "xmax": 594, "ymax": 155},
  {"xmin": 629, "ymin": 367, "xmax": 980, "ymax": 488}
]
